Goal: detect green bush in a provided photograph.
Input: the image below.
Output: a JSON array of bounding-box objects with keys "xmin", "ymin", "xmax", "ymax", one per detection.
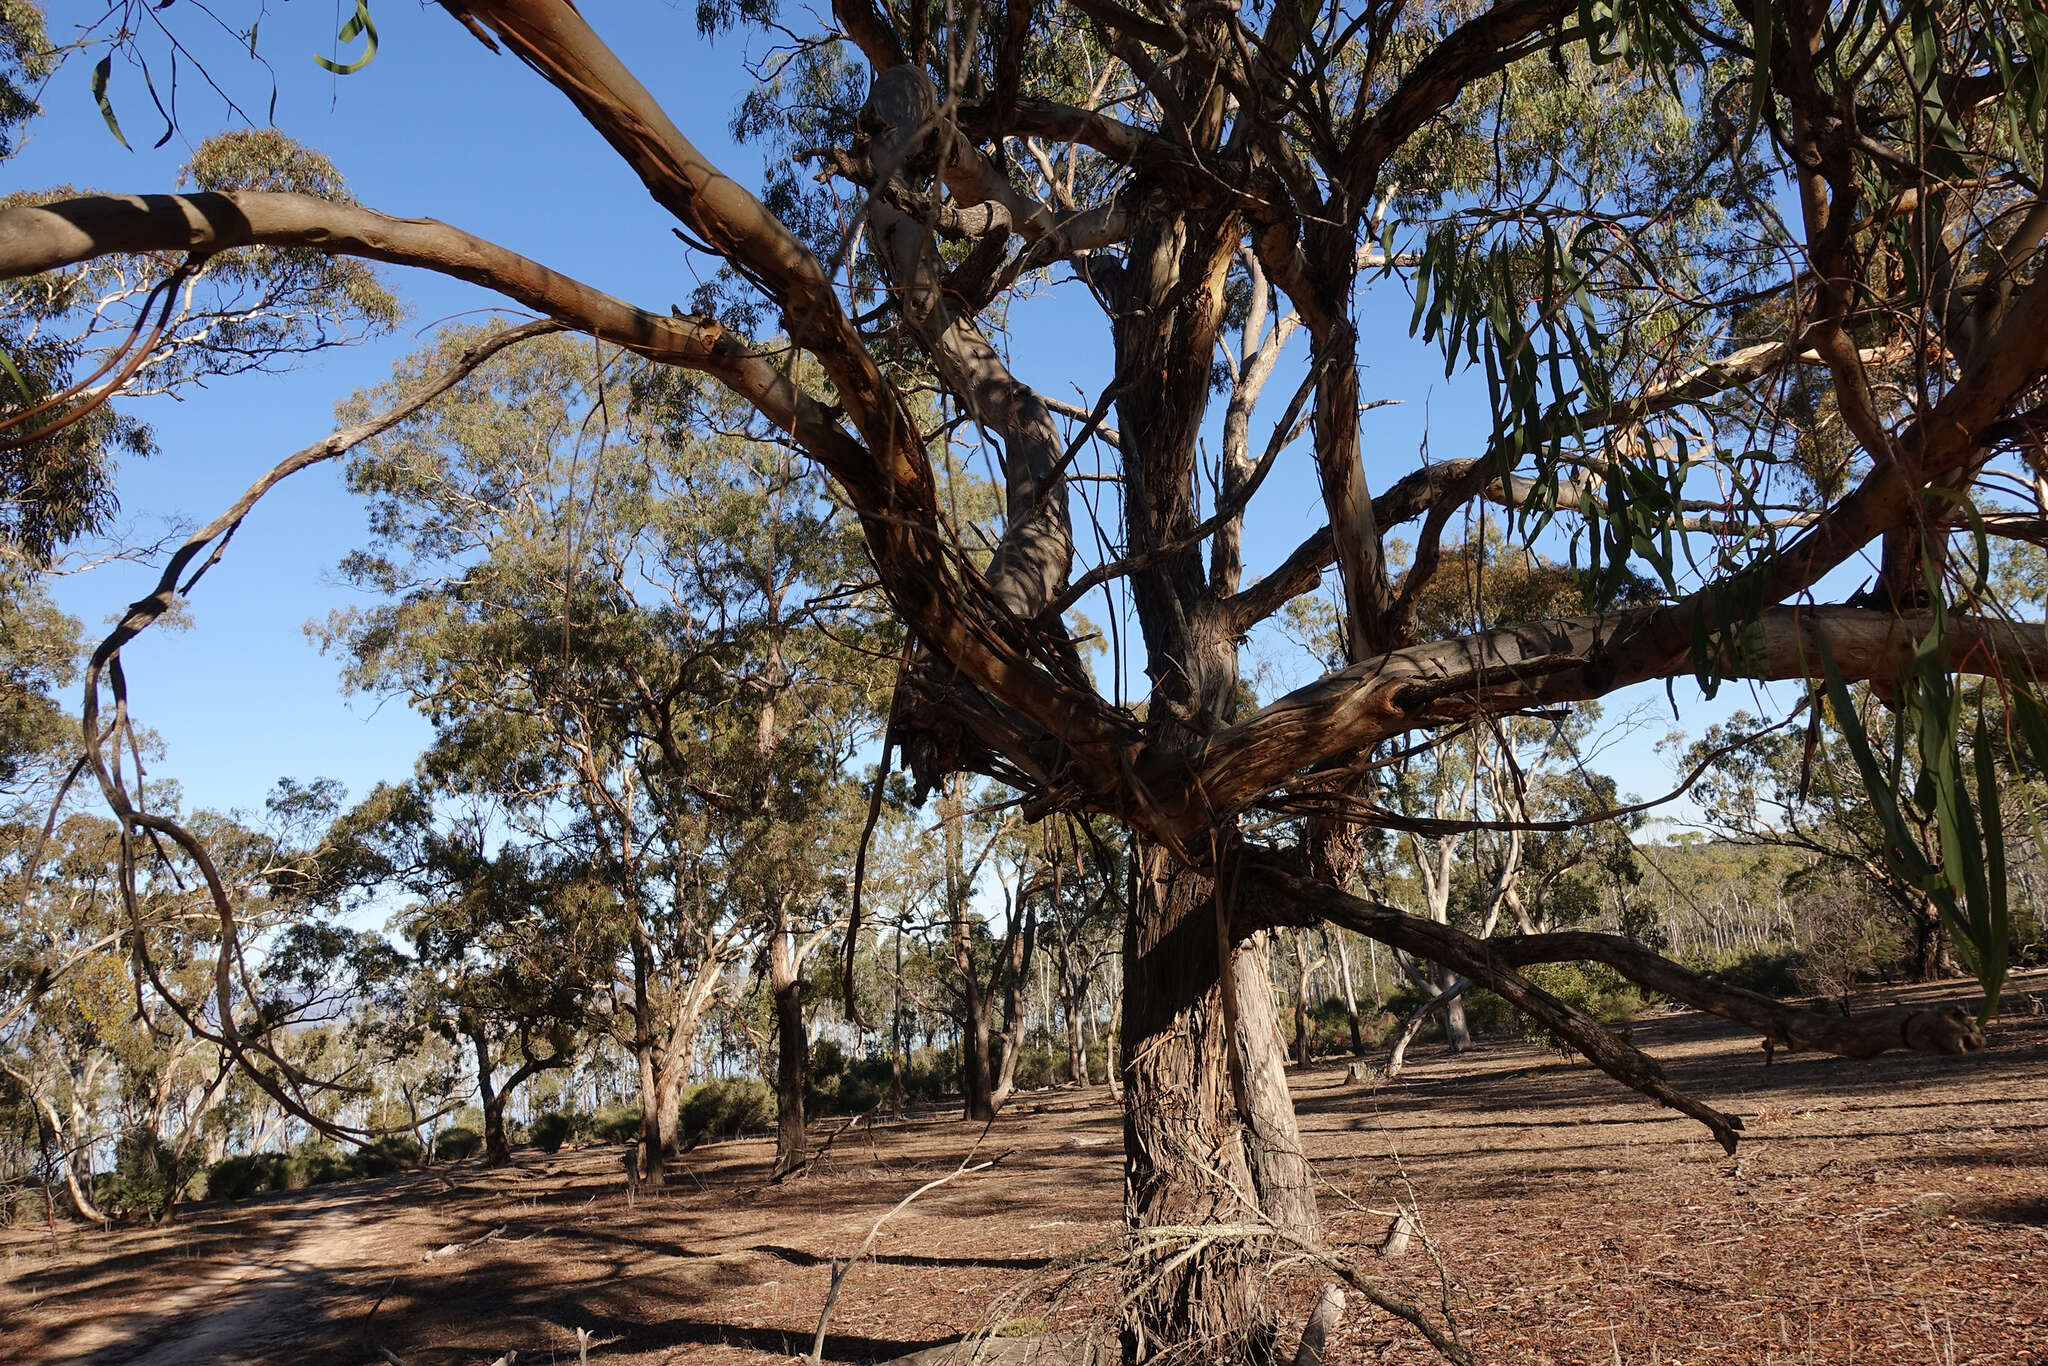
[
  {"xmin": 531, "ymin": 1110, "xmax": 577, "ymax": 1154},
  {"xmin": 810, "ymin": 1037, "xmax": 847, "ymax": 1079},
  {"xmin": 203, "ymin": 1152, "xmax": 290, "ymax": 1200},
  {"xmin": 591, "ymin": 1104, "xmax": 642, "ymax": 1142},
  {"xmin": 679, "ymin": 1078, "xmax": 774, "ymax": 1147},
  {"xmin": 289, "ymin": 1141, "xmax": 353, "ymax": 1187},
  {"xmin": 435, "ymin": 1125, "xmax": 483, "ymax": 1162},
  {"xmin": 1691, "ymin": 946, "xmax": 1806, "ymax": 999},
  {"xmin": 350, "ymin": 1135, "xmax": 421, "ymax": 1177},
  {"xmin": 1462, "ymin": 964, "xmax": 1654, "ymax": 1045},
  {"xmin": 105, "ymin": 1128, "xmax": 202, "ymax": 1214}
]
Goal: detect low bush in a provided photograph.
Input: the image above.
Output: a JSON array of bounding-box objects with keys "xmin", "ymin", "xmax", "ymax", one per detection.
[
  {"xmin": 531, "ymin": 1110, "xmax": 577, "ymax": 1154},
  {"xmin": 104, "ymin": 1128, "xmax": 202, "ymax": 1214},
  {"xmin": 590, "ymin": 1105, "xmax": 642, "ymax": 1142},
  {"xmin": 679, "ymin": 1078, "xmax": 773, "ymax": 1147},
  {"xmin": 1692, "ymin": 946, "xmax": 1806, "ymax": 999},
  {"xmin": 202, "ymin": 1152, "xmax": 291, "ymax": 1200},
  {"xmin": 350, "ymin": 1135, "xmax": 421, "ymax": 1177},
  {"xmin": 435, "ymin": 1125, "xmax": 483, "ymax": 1162},
  {"xmin": 1462, "ymin": 964, "xmax": 1655, "ymax": 1046}
]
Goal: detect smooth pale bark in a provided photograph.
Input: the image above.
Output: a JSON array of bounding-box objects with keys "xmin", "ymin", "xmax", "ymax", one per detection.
[
  {"xmin": 1331, "ymin": 933, "xmax": 1367, "ymax": 1055},
  {"xmin": 1385, "ymin": 977, "xmax": 1471, "ymax": 1078},
  {"xmin": 1228, "ymin": 935, "xmax": 1321, "ymax": 1242},
  {"xmin": 989, "ymin": 895, "xmax": 1038, "ymax": 1109}
]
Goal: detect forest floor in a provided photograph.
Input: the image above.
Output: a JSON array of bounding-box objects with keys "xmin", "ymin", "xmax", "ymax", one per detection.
[{"xmin": 4, "ymin": 972, "xmax": 2046, "ymax": 1366}]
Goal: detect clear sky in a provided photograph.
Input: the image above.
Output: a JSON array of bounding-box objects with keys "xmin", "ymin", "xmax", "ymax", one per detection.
[{"xmin": 13, "ymin": 0, "xmax": 1809, "ymax": 827}]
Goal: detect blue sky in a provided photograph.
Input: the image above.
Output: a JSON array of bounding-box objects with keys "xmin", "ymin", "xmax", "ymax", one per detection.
[{"xmin": 13, "ymin": 0, "xmax": 1803, "ymax": 827}]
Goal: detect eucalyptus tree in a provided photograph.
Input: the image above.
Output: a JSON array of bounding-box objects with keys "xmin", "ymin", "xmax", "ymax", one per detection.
[
  {"xmin": 325, "ymin": 327, "xmax": 885, "ymax": 1177},
  {"xmin": 14, "ymin": 0, "xmax": 2048, "ymax": 1354}
]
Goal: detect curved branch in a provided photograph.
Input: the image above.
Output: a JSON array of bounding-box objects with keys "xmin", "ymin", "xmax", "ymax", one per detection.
[
  {"xmin": 1239, "ymin": 854, "xmax": 1747, "ymax": 1151},
  {"xmin": 1177, "ymin": 607, "xmax": 2048, "ymax": 834},
  {"xmin": 76, "ymin": 318, "xmax": 563, "ymax": 1142},
  {"xmin": 1241, "ymin": 856, "xmax": 1987, "ymax": 1065}
]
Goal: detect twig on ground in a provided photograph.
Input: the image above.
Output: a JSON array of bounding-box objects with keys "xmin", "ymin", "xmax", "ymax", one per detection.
[
  {"xmin": 774, "ymin": 1101, "xmax": 883, "ymax": 1185},
  {"xmin": 809, "ymin": 1117, "xmax": 1009, "ymax": 1365}
]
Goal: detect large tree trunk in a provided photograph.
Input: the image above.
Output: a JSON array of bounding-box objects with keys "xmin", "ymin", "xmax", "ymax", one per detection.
[
  {"xmin": 1107, "ymin": 177, "xmax": 1318, "ymax": 1358},
  {"xmin": 1122, "ymin": 853, "xmax": 1275, "ymax": 1363},
  {"xmin": 769, "ymin": 929, "xmax": 808, "ymax": 1175}
]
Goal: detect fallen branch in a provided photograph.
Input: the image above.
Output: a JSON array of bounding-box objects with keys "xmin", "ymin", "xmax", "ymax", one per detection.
[{"xmin": 422, "ymin": 1224, "xmax": 508, "ymax": 1263}]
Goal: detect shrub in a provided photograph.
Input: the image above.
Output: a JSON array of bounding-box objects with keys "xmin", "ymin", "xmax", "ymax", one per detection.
[
  {"xmin": 1462, "ymin": 964, "xmax": 1654, "ymax": 1045},
  {"xmin": 810, "ymin": 1037, "xmax": 847, "ymax": 1079},
  {"xmin": 350, "ymin": 1135, "xmax": 421, "ymax": 1177},
  {"xmin": 435, "ymin": 1125, "xmax": 483, "ymax": 1162},
  {"xmin": 1002, "ymin": 1044, "xmax": 1059, "ymax": 1091},
  {"xmin": 1692, "ymin": 946, "xmax": 1806, "ymax": 999},
  {"xmin": 591, "ymin": 1105, "xmax": 642, "ymax": 1142},
  {"xmin": 678, "ymin": 1078, "xmax": 773, "ymax": 1147},
  {"xmin": 202, "ymin": 1152, "xmax": 290, "ymax": 1200},
  {"xmin": 106, "ymin": 1128, "xmax": 202, "ymax": 1214},
  {"xmin": 288, "ymin": 1141, "xmax": 353, "ymax": 1187},
  {"xmin": 531, "ymin": 1110, "xmax": 577, "ymax": 1154}
]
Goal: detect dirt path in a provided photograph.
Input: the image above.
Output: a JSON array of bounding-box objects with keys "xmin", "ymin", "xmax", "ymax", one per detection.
[
  {"xmin": 2, "ymin": 1177, "xmax": 442, "ymax": 1366},
  {"xmin": 93, "ymin": 1193, "xmax": 391, "ymax": 1366}
]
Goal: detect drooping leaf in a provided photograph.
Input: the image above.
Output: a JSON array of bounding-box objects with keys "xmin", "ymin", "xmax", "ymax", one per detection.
[
  {"xmin": 90, "ymin": 55, "xmax": 131, "ymax": 150},
  {"xmin": 314, "ymin": 0, "xmax": 380, "ymax": 76}
]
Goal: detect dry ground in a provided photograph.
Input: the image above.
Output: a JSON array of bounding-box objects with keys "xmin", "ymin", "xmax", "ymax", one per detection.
[{"xmin": 4, "ymin": 973, "xmax": 2045, "ymax": 1366}]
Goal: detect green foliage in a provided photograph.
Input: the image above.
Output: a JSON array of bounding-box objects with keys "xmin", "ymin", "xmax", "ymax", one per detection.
[
  {"xmin": 530, "ymin": 1110, "xmax": 577, "ymax": 1154},
  {"xmin": 201, "ymin": 1152, "xmax": 292, "ymax": 1201},
  {"xmin": 104, "ymin": 1128, "xmax": 202, "ymax": 1215},
  {"xmin": 350, "ymin": 1134, "xmax": 421, "ymax": 1177},
  {"xmin": 1463, "ymin": 965, "xmax": 1652, "ymax": 1044},
  {"xmin": 435, "ymin": 1125, "xmax": 482, "ymax": 1162},
  {"xmin": 590, "ymin": 1105, "xmax": 643, "ymax": 1143},
  {"xmin": 198, "ymin": 1133, "xmax": 418, "ymax": 1204},
  {"xmin": 1690, "ymin": 946, "xmax": 1806, "ymax": 999},
  {"xmin": 0, "ymin": 1, "xmax": 53, "ymax": 161},
  {"xmin": 678, "ymin": 1078, "xmax": 773, "ymax": 1147}
]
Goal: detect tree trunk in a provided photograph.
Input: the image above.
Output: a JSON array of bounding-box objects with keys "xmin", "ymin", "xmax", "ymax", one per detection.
[
  {"xmin": 1386, "ymin": 976, "xmax": 1471, "ymax": 1078},
  {"xmin": 1122, "ymin": 851, "xmax": 1275, "ymax": 1363},
  {"xmin": 1442, "ymin": 971, "xmax": 1473, "ymax": 1053},
  {"xmin": 1332, "ymin": 933, "xmax": 1366, "ymax": 1055},
  {"xmin": 1290, "ymin": 932, "xmax": 1314, "ymax": 1067},
  {"xmin": 630, "ymin": 937, "xmax": 664, "ymax": 1186},
  {"xmin": 990, "ymin": 895, "xmax": 1038, "ymax": 1109},
  {"xmin": 891, "ymin": 925, "xmax": 908, "ymax": 1111},
  {"xmin": 1065, "ymin": 985, "xmax": 1091, "ymax": 1086},
  {"xmin": 945, "ymin": 776, "xmax": 996, "ymax": 1122},
  {"xmin": 1229, "ymin": 934, "xmax": 1320, "ymax": 1242},
  {"xmin": 471, "ymin": 1030, "xmax": 513, "ymax": 1167},
  {"xmin": 769, "ymin": 929, "xmax": 808, "ymax": 1175}
]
